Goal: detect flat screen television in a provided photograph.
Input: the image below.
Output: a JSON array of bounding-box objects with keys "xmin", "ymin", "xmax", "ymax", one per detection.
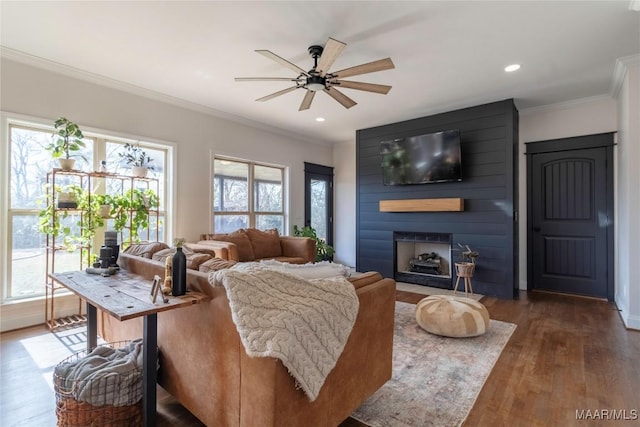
[{"xmin": 380, "ymin": 129, "xmax": 462, "ymax": 185}]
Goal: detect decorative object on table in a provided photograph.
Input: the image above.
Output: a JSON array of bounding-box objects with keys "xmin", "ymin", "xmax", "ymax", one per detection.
[
  {"xmin": 415, "ymin": 295, "xmax": 490, "ymax": 338},
  {"xmin": 171, "ymin": 238, "xmax": 187, "ymax": 296},
  {"xmin": 46, "ymin": 117, "xmax": 86, "ymax": 171},
  {"xmin": 119, "ymin": 143, "xmax": 154, "ymax": 177},
  {"xmin": 352, "ymin": 302, "xmax": 515, "ymax": 427},
  {"xmin": 163, "ymin": 255, "xmax": 173, "ymax": 294},
  {"xmin": 454, "ymin": 243, "xmax": 479, "ymax": 295},
  {"xmin": 292, "ymin": 225, "xmax": 335, "ymax": 261}
]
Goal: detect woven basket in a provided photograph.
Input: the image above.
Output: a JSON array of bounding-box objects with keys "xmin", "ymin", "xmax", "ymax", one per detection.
[
  {"xmin": 54, "ymin": 341, "xmax": 143, "ymax": 427},
  {"xmin": 455, "ymin": 262, "xmax": 475, "ymax": 278}
]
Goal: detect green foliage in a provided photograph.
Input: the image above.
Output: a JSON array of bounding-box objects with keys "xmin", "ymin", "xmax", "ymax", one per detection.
[
  {"xmin": 46, "ymin": 117, "xmax": 86, "ymax": 159},
  {"xmin": 125, "ymin": 188, "xmax": 159, "ymax": 244},
  {"xmin": 457, "ymin": 243, "xmax": 479, "ymax": 264},
  {"xmin": 119, "ymin": 143, "xmax": 155, "ymax": 169},
  {"xmin": 293, "ymin": 225, "xmax": 335, "ymax": 262}
]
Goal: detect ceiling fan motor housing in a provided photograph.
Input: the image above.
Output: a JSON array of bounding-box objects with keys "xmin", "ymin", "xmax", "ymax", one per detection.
[{"xmin": 306, "ymin": 74, "xmax": 326, "ymax": 91}]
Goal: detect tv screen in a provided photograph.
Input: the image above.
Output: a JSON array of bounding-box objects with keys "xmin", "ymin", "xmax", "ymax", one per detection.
[{"xmin": 380, "ymin": 130, "xmax": 462, "ymax": 185}]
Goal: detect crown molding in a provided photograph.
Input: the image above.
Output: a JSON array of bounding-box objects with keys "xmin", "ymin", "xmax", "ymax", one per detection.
[
  {"xmin": 0, "ymin": 46, "xmax": 331, "ymax": 146},
  {"xmin": 610, "ymin": 54, "xmax": 640, "ymax": 98},
  {"xmin": 518, "ymin": 94, "xmax": 614, "ymax": 116}
]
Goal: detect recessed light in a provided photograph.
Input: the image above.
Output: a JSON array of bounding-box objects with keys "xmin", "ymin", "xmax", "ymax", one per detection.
[
  {"xmin": 504, "ymin": 64, "xmax": 521, "ymax": 73},
  {"xmin": 315, "ymin": 117, "xmax": 325, "ymax": 122}
]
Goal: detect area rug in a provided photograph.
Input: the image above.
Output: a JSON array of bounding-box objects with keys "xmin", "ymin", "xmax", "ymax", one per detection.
[{"xmin": 351, "ymin": 301, "xmax": 516, "ymax": 427}]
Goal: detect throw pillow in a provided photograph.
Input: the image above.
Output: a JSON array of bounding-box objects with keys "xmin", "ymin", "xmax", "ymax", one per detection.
[
  {"xmin": 259, "ymin": 260, "xmax": 350, "ymax": 279},
  {"xmin": 152, "ymin": 248, "xmax": 212, "ymax": 270},
  {"xmin": 207, "ymin": 230, "xmax": 255, "ymax": 262},
  {"xmin": 245, "ymin": 228, "xmax": 282, "ymax": 259},
  {"xmin": 123, "ymin": 242, "xmax": 169, "ymax": 258}
]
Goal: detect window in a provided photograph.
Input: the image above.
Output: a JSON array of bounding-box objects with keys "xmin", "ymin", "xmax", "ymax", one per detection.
[
  {"xmin": 3, "ymin": 117, "xmax": 172, "ymax": 301},
  {"xmin": 213, "ymin": 157, "xmax": 285, "ymax": 233}
]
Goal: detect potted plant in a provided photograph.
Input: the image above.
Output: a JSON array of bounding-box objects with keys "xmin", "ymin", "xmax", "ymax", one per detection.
[
  {"xmin": 46, "ymin": 117, "xmax": 86, "ymax": 171},
  {"xmin": 119, "ymin": 143, "xmax": 154, "ymax": 177},
  {"xmin": 455, "ymin": 243, "xmax": 479, "ymax": 278},
  {"xmin": 293, "ymin": 225, "xmax": 335, "ymax": 262}
]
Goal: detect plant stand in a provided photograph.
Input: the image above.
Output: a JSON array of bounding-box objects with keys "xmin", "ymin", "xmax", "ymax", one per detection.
[{"xmin": 453, "ymin": 262, "xmax": 475, "ymax": 296}]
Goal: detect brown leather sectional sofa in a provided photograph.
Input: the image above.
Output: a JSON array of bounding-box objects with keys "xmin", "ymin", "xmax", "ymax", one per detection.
[
  {"xmin": 198, "ymin": 228, "xmax": 316, "ymax": 264},
  {"xmin": 100, "ymin": 251, "xmax": 396, "ymax": 426}
]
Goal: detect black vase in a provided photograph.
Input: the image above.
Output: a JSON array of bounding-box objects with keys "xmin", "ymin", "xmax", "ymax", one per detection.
[{"xmin": 172, "ymin": 247, "xmax": 187, "ymax": 296}]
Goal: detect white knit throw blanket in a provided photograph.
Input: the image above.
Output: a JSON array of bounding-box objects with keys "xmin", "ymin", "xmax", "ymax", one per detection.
[{"xmin": 210, "ymin": 263, "xmax": 359, "ymax": 401}]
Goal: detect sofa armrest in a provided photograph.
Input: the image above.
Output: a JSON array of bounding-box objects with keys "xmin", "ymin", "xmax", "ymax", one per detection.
[
  {"xmin": 196, "ymin": 240, "xmax": 239, "ymax": 261},
  {"xmin": 279, "ymin": 236, "xmax": 316, "ymax": 263}
]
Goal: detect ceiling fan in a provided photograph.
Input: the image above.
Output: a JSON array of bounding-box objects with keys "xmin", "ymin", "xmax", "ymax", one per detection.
[{"xmin": 235, "ymin": 37, "xmax": 395, "ymax": 111}]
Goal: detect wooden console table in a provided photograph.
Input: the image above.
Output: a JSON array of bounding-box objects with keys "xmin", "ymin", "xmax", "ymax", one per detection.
[{"xmin": 49, "ymin": 270, "xmax": 209, "ymax": 427}]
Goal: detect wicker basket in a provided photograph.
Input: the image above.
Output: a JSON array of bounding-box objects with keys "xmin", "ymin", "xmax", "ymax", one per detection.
[
  {"xmin": 54, "ymin": 341, "xmax": 143, "ymax": 427},
  {"xmin": 455, "ymin": 262, "xmax": 475, "ymax": 278}
]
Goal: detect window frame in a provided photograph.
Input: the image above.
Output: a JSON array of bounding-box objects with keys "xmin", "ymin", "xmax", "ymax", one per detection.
[{"xmin": 212, "ymin": 155, "xmax": 287, "ymax": 233}]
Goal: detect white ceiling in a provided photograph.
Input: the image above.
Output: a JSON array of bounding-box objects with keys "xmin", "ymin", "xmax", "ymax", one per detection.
[{"xmin": 1, "ymin": 1, "xmax": 639, "ymax": 145}]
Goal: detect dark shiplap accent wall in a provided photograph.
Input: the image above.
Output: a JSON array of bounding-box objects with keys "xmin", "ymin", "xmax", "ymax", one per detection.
[{"xmin": 356, "ymin": 99, "xmax": 519, "ymax": 298}]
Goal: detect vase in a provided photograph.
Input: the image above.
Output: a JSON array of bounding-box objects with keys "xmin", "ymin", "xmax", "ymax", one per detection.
[
  {"xmin": 132, "ymin": 166, "xmax": 148, "ymax": 178},
  {"xmin": 58, "ymin": 158, "xmax": 75, "ymax": 171},
  {"xmin": 172, "ymin": 246, "xmax": 187, "ymax": 296},
  {"xmin": 98, "ymin": 204, "xmax": 111, "ymax": 218}
]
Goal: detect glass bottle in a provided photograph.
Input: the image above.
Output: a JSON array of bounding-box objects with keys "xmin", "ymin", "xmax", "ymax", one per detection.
[{"xmin": 171, "ymin": 246, "xmax": 187, "ymax": 296}]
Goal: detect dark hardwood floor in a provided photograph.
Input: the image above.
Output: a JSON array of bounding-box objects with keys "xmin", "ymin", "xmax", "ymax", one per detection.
[{"xmin": 2, "ymin": 290, "xmax": 638, "ymax": 426}]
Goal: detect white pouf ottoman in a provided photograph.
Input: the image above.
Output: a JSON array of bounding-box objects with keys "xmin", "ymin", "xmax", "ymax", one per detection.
[{"xmin": 415, "ymin": 295, "xmax": 490, "ymax": 338}]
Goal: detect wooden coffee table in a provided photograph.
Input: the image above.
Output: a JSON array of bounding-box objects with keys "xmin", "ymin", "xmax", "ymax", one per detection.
[{"xmin": 50, "ymin": 270, "xmax": 209, "ymax": 427}]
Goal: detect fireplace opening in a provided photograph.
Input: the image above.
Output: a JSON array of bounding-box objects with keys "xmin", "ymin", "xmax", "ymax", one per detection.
[{"xmin": 394, "ymin": 231, "xmax": 453, "ymax": 289}]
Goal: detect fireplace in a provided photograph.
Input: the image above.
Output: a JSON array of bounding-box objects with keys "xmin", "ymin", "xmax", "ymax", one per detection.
[{"xmin": 394, "ymin": 231, "xmax": 453, "ymax": 289}]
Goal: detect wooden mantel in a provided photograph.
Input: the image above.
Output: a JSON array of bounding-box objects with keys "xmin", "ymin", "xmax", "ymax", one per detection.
[{"xmin": 379, "ymin": 198, "xmax": 464, "ymax": 212}]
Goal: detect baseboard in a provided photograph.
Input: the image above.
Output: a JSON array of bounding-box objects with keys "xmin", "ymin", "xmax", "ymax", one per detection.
[
  {"xmin": 0, "ymin": 293, "xmax": 83, "ymax": 332},
  {"xmin": 619, "ymin": 311, "xmax": 640, "ymax": 331}
]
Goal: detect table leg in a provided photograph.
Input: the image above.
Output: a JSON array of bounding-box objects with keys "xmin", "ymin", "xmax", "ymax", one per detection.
[
  {"xmin": 143, "ymin": 314, "xmax": 157, "ymax": 427},
  {"xmin": 86, "ymin": 303, "xmax": 97, "ymax": 352}
]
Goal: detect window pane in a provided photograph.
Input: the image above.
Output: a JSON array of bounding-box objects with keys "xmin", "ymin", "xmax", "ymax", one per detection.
[
  {"xmin": 10, "ymin": 214, "xmax": 46, "ymax": 297},
  {"xmin": 214, "ymin": 215, "xmax": 248, "ymax": 233},
  {"xmin": 11, "ymin": 127, "xmax": 93, "ymax": 209},
  {"xmin": 310, "ymin": 179, "xmax": 328, "ymax": 240},
  {"xmin": 256, "ymin": 215, "xmax": 284, "ymax": 234},
  {"xmin": 214, "ymin": 160, "xmax": 248, "ymax": 212},
  {"xmin": 254, "ymin": 165, "xmax": 282, "ymax": 212}
]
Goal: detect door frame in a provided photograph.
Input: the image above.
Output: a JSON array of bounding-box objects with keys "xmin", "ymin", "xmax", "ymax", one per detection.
[
  {"xmin": 304, "ymin": 162, "xmax": 334, "ymax": 247},
  {"xmin": 525, "ymin": 132, "xmax": 615, "ymax": 301}
]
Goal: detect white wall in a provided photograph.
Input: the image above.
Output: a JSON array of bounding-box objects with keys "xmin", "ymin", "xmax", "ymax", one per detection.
[
  {"xmin": 518, "ymin": 96, "xmax": 618, "ymax": 290},
  {"xmin": 333, "ymin": 141, "xmax": 356, "ymax": 267},
  {"xmin": 0, "ymin": 57, "xmax": 333, "ymax": 331},
  {"xmin": 615, "ymin": 60, "xmax": 640, "ymax": 329}
]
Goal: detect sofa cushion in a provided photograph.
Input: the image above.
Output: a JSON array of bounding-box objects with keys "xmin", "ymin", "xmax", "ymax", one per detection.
[
  {"xmin": 152, "ymin": 248, "xmax": 212, "ymax": 270},
  {"xmin": 123, "ymin": 241, "xmax": 169, "ymax": 258},
  {"xmin": 245, "ymin": 228, "xmax": 282, "ymax": 259},
  {"xmin": 199, "ymin": 257, "xmax": 237, "ymax": 273},
  {"xmin": 205, "ymin": 230, "xmax": 255, "ymax": 262}
]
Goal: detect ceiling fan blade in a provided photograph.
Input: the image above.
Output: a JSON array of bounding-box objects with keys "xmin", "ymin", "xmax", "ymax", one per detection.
[
  {"xmin": 299, "ymin": 91, "xmax": 316, "ymax": 111},
  {"xmin": 256, "ymin": 86, "xmax": 299, "ymax": 102},
  {"xmin": 256, "ymin": 50, "xmax": 309, "ymax": 76},
  {"xmin": 235, "ymin": 77, "xmax": 302, "ymax": 82},
  {"xmin": 316, "ymin": 38, "xmax": 346, "ymax": 77},
  {"xmin": 324, "ymin": 87, "xmax": 357, "ymax": 109},
  {"xmin": 331, "ymin": 58, "xmax": 395, "ymax": 79},
  {"xmin": 331, "ymin": 80, "xmax": 392, "ymax": 94}
]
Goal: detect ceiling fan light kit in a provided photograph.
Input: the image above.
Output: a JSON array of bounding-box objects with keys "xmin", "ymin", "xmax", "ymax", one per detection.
[{"xmin": 235, "ymin": 37, "xmax": 394, "ymax": 111}]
